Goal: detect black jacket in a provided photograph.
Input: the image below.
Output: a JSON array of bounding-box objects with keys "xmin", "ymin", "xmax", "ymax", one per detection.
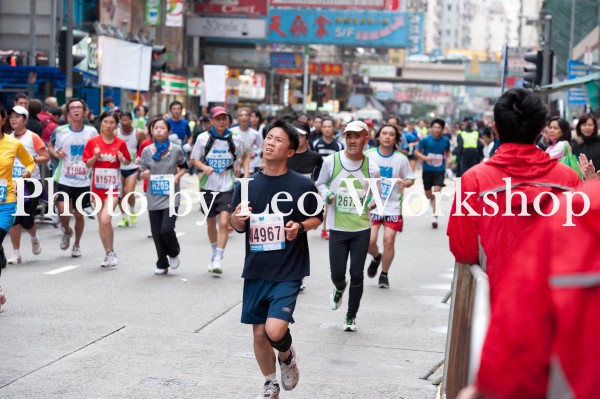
[{"xmin": 573, "ymin": 136, "xmax": 600, "ymax": 172}]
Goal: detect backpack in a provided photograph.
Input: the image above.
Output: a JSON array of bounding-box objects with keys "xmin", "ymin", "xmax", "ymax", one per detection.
[{"xmin": 202, "ymin": 133, "xmax": 237, "ymax": 169}]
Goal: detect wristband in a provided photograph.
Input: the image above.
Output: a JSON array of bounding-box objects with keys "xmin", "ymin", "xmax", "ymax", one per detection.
[{"xmin": 325, "ymin": 191, "xmax": 335, "ymax": 204}]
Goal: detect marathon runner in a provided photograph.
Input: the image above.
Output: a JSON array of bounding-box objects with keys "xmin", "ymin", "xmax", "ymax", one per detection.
[
  {"xmin": 231, "ymin": 119, "xmax": 323, "ymax": 399},
  {"xmin": 231, "ymin": 107, "xmax": 262, "ymax": 177}
]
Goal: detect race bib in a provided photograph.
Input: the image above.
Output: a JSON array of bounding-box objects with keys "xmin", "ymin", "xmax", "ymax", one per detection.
[
  {"xmin": 381, "ymin": 178, "xmax": 393, "ymax": 199},
  {"xmin": 149, "ymin": 174, "xmax": 174, "ymax": 196},
  {"xmin": 94, "ymin": 168, "xmax": 119, "ymax": 190},
  {"xmin": 249, "ymin": 214, "xmax": 286, "ymax": 252},
  {"xmin": 335, "ymin": 187, "xmax": 365, "ymax": 214},
  {"xmin": 64, "ymin": 161, "xmax": 88, "ymax": 180},
  {"xmin": 206, "ymin": 152, "xmax": 233, "ymax": 173},
  {"xmin": 12, "ymin": 159, "xmax": 25, "ymax": 179},
  {"xmin": 0, "ymin": 179, "xmax": 6, "ymax": 202},
  {"xmin": 428, "ymin": 154, "xmax": 444, "ymax": 168}
]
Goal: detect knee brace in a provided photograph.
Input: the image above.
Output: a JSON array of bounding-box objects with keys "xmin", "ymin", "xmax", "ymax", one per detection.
[{"xmin": 266, "ymin": 328, "xmax": 292, "ymax": 353}]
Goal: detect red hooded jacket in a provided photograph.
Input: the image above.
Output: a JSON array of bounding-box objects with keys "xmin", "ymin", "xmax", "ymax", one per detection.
[
  {"xmin": 475, "ymin": 179, "xmax": 600, "ymax": 398},
  {"xmin": 447, "ymin": 143, "xmax": 581, "ymax": 296},
  {"xmin": 38, "ymin": 111, "xmax": 58, "ymax": 143}
]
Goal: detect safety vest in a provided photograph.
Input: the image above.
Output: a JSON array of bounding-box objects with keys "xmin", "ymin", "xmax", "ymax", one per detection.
[{"xmin": 461, "ymin": 130, "xmax": 479, "ymax": 149}]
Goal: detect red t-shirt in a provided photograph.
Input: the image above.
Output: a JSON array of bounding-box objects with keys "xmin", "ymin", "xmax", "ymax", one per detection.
[
  {"xmin": 137, "ymin": 138, "xmax": 153, "ymax": 192},
  {"xmin": 83, "ymin": 135, "xmax": 131, "ymax": 200}
]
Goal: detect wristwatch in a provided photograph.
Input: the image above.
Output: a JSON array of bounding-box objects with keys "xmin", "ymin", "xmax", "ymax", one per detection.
[{"xmin": 297, "ymin": 222, "xmax": 305, "ymax": 234}]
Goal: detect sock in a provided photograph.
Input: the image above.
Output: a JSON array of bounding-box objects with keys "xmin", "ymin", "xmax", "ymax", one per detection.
[
  {"xmin": 14, "ymin": 249, "xmax": 21, "ymax": 257},
  {"xmin": 210, "ymin": 242, "xmax": 217, "ymax": 257},
  {"xmin": 130, "ymin": 205, "xmax": 136, "ymax": 215},
  {"xmin": 265, "ymin": 372, "xmax": 278, "ymax": 384},
  {"xmin": 381, "ymin": 272, "xmax": 388, "ymax": 277},
  {"xmin": 281, "ymin": 350, "xmax": 293, "ymax": 365},
  {"xmin": 215, "ymin": 248, "xmax": 224, "ymax": 260},
  {"xmin": 31, "ymin": 234, "xmax": 39, "ymax": 241},
  {"xmin": 375, "ymin": 253, "xmax": 382, "ymax": 261}
]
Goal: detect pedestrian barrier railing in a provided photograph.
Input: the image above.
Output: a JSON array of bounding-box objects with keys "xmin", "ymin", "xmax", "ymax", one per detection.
[{"xmin": 441, "ymin": 263, "xmax": 490, "ymax": 399}]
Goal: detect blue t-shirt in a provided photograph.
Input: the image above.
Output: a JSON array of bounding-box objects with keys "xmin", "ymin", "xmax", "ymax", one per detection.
[
  {"xmin": 167, "ymin": 118, "xmax": 192, "ymax": 143},
  {"xmin": 313, "ymin": 137, "xmax": 344, "ymax": 159},
  {"xmin": 231, "ymin": 170, "xmax": 324, "ymax": 282},
  {"xmin": 417, "ymin": 135, "xmax": 451, "ymax": 172}
]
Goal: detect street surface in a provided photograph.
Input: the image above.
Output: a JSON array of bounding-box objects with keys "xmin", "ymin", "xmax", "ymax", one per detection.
[{"xmin": 0, "ymin": 174, "xmax": 455, "ymax": 399}]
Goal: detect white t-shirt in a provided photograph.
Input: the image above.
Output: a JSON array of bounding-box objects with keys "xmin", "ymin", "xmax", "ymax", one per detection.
[
  {"xmin": 364, "ymin": 147, "xmax": 415, "ymax": 216},
  {"xmin": 231, "ymin": 126, "xmax": 263, "ymax": 170},
  {"xmin": 191, "ymin": 131, "xmax": 245, "ymax": 192},
  {"xmin": 52, "ymin": 124, "xmax": 99, "ymax": 187}
]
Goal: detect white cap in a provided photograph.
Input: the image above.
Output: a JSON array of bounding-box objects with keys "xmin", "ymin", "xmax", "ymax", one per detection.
[
  {"xmin": 10, "ymin": 105, "xmax": 29, "ymax": 118},
  {"xmin": 343, "ymin": 120, "xmax": 369, "ymax": 134}
]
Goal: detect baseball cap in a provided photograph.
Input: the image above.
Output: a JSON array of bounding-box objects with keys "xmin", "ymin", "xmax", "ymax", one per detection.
[
  {"xmin": 295, "ymin": 127, "xmax": 308, "ymax": 135},
  {"xmin": 9, "ymin": 105, "xmax": 29, "ymax": 118},
  {"xmin": 365, "ymin": 119, "xmax": 374, "ymax": 127},
  {"xmin": 210, "ymin": 106, "xmax": 229, "ymax": 118},
  {"xmin": 344, "ymin": 120, "xmax": 369, "ymax": 134}
]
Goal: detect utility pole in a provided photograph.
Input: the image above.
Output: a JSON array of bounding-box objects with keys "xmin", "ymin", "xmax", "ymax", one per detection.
[
  {"xmin": 542, "ymin": 15, "xmax": 553, "ymax": 105},
  {"xmin": 303, "ymin": 45, "xmax": 309, "ymax": 114},
  {"xmin": 65, "ymin": 0, "xmax": 74, "ymax": 99},
  {"xmin": 49, "ymin": 0, "xmax": 57, "ymax": 67},
  {"xmin": 29, "ymin": 0, "xmax": 36, "ymax": 66}
]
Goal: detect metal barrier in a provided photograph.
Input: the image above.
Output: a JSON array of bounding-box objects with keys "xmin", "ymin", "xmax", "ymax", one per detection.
[{"xmin": 442, "ymin": 263, "xmax": 490, "ymax": 399}]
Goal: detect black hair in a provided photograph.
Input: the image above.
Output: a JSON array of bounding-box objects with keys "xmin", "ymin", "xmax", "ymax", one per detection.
[
  {"xmin": 321, "ymin": 117, "xmax": 334, "ymax": 127},
  {"xmin": 266, "ymin": 119, "xmax": 299, "ymax": 151},
  {"xmin": 576, "ymin": 113, "xmax": 598, "ymax": 139},
  {"xmin": 482, "ymin": 126, "xmax": 493, "ymax": 139},
  {"xmin": 66, "ymin": 98, "xmax": 87, "ymax": 112},
  {"xmin": 169, "ymin": 100, "xmax": 183, "ymax": 111},
  {"xmin": 291, "ymin": 120, "xmax": 310, "ymax": 136},
  {"xmin": 250, "ymin": 109, "xmax": 263, "ymax": 127},
  {"xmin": 279, "ymin": 113, "xmax": 297, "ymax": 124},
  {"xmin": 48, "ymin": 106, "xmax": 62, "ymax": 117},
  {"xmin": 548, "ymin": 117, "xmax": 571, "ymax": 142},
  {"xmin": 0, "ymin": 103, "xmax": 6, "ymax": 119},
  {"xmin": 14, "ymin": 93, "xmax": 29, "ymax": 103},
  {"xmin": 201, "ymin": 115, "xmax": 210, "ymax": 122},
  {"xmin": 28, "ymin": 99, "xmax": 43, "ymax": 116},
  {"xmin": 375, "ymin": 124, "xmax": 401, "ymax": 150},
  {"xmin": 149, "ymin": 117, "xmax": 172, "ymax": 133},
  {"xmin": 135, "ymin": 105, "xmax": 144, "ymax": 113},
  {"xmin": 103, "ymin": 96, "xmax": 114, "ymax": 106},
  {"xmin": 493, "ymin": 88, "xmax": 547, "ymax": 144},
  {"xmin": 431, "ymin": 118, "xmax": 446, "ymax": 129},
  {"xmin": 313, "ymin": 115, "xmax": 323, "ymax": 122},
  {"xmin": 99, "ymin": 111, "xmax": 119, "ymax": 125},
  {"xmin": 120, "ymin": 111, "xmax": 134, "ymax": 120}
]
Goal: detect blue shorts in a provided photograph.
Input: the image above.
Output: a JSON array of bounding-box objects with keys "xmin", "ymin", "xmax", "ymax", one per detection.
[
  {"xmin": 0, "ymin": 202, "xmax": 17, "ymax": 233},
  {"xmin": 241, "ymin": 279, "xmax": 301, "ymax": 325}
]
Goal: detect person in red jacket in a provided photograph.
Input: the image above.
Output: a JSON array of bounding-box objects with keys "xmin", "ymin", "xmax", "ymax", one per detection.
[
  {"xmin": 457, "ymin": 179, "xmax": 600, "ymax": 399},
  {"xmin": 447, "ymin": 88, "xmax": 581, "ymax": 299}
]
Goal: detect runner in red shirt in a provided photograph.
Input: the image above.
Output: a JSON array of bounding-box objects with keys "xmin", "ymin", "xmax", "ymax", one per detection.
[{"xmin": 83, "ymin": 111, "xmax": 131, "ymax": 268}]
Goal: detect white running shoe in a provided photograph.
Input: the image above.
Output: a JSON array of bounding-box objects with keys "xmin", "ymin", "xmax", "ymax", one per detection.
[
  {"xmin": 209, "ymin": 257, "xmax": 223, "ymax": 274},
  {"xmin": 168, "ymin": 255, "xmax": 180, "ymax": 270},
  {"xmin": 432, "ymin": 216, "xmax": 439, "ymax": 229},
  {"xmin": 329, "ymin": 282, "xmax": 346, "ymax": 311},
  {"xmin": 100, "ymin": 255, "xmax": 110, "ymax": 268},
  {"xmin": 257, "ymin": 380, "xmax": 280, "ymax": 399},
  {"xmin": 108, "ymin": 251, "xmax": 118, "ymax": 267},
  {"xmin": 154, "ymin": 268, "xmax": 168, "ymax": 275},
  {"xmin": 60, "ymin": 228, "xmax": 72, "ymax": 250},
  {"xmin": 31, "ymin": 235, "xmax": 42, "ymax": 255},
  {"xmin": 7, "ymin": 255, "xmax": 22, "ymax": 265},
  {"xmin": 71, "ymin": 244, "xmax": 81, "ymax": 258},
  {"xmin": 278, "ymin": 346, "xmax": 299, "ymax": 391},
  {"xmin": 344, "ymin": 317, "xmax": 358, "ymax": 332}
]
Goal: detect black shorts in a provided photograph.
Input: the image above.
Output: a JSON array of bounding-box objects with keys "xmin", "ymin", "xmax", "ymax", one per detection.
[
  {"xmin": 55, "ymin": 183, "xmax": 91, "ymax": 209},
  {"xmin": 422, "ymin": 170, "xmax": 446, "ymax": 191},
  {"xmin": 13, "ymin": 181, "xmax": 41, "ymax": 230},
  {"xmin": 201, "ymin": 190, "xmax": 233, "ymax": 218},
  {"xmin": 121, "ymin": 168, "xmax": 138, "ymax": 179}
]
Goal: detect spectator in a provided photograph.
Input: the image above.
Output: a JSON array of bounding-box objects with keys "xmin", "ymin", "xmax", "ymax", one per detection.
[
  {"xmin": 39, "ymin": 106, "xmax": 61, "ymax": 144},
  {"xmin": 26, "ymin": 99, "xmax": 44, "ymax": 136},
  {"xmin": 544, "ymin": 117, "xmax": 572, "ymax": 160},
  {"xmin": 102, "ymin": 96, "xmax": 115, "ymax": 112},
  {"xmin": 572, "ymin": 113, "xmax": 600, "ymax": 173}
]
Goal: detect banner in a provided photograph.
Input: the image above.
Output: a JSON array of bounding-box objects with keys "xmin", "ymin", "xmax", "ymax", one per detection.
[
  {"xmin": 165, "ymin": 0, "xmax": 184, "ymax": 27},
  {"xmin": 265, "ymin": 9, "xmax": 410, "ymax": 47},
  {"xmin": 238, "ymin": 74, "xmax": 266, "ymax": 100},
  {"xmin": 203, "ymin": 65, "xmax": 228, "ymax": 105},
  {"xmin": 145, "ymin": 0, "xmax": 160, "ymax": 26},
  {"xmin": 269, "ymin": 0, "xmax": 401, "ymax": 10},
  {"xmin": 98, "ymin": 36, "xmax": 151, "ymax": 91},
  {"xmin": 408, "ymin": 13, "xmax": 424, "ymax": 55},
  {"xmin": 568, "ymin": 60, "xmax": 591, "ymax": 106},
  {"xmin": 194, "ymin": 0, "xmax": 267, "ymax": 16},
  {"xmin": 270, "ymin": 52, "xmax": 303, "ymax": 68},
  {"xmin": 187, "ymin": 17, "xmax": 266, "ymax": 39},
  {"xmin": 188, "ymin": 77, "xmax": 203, "ymax": 96},
  {"xmin": 152, "ymin": 73, "xmax": 187, "ymax": 95}
]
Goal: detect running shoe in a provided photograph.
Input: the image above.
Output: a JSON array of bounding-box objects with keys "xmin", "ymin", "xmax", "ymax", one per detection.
[
  {"xmin": 108, "ymin": 251, "xmax": 118, "ymax": 267},
  {"xmin": 129, "ymin": 214, "xmax": 138, "ymax": 226},
  {"xmin": 31, "ymin": 235, "xmax": 42, "ymax": 255},
  {"xmin": 378, "ymin": 274, "xmax": 390, "ymax": 288},
  {"xmin": 154, "ymin": 268, "xmax": 168, "ymax": 275},
  {"xmin": 7, "ymin": 255, "xmax": 22, "ymax": 265},
  {"xmin": 299, "ymin": 279, "xmax": 306, "ymax": 291},
  {"xmin": 257, "ymin": 380, "xmax": 280, "ymax": 399},
  {"xmin": 209, "ymin": 257, "xmax": 223, "ymax": 274},
  {"xmin": 320, "ymin": 229, "xmax": 329, "ymax": 240},
  {"xmin": 329, "ymin": 283, "xmax": 346, "ymax": 310},
  {"xmin": 432, "ymin": 216, "xmax": 438, "ymax": 229},
  {"xmin": 0, "ymin": 286, "xmax": 6, "ymax": 313},
  {"xmin": 100, "ymin": 254, "xmax": 110, "ymax": 268},
  {"xmin": 117, "ymin": 218, "xmax": 129, "ymax": 228},
  {"xmin": 168, "ymin": 255, "xmax": 180, "ymax": 270},
  {"xmin": 60, "ymin": 228, "xmax": 72, "ymax": 250},
  {"xmin": 278, "ymin": 346, "xmax": 299, "ymax": 391},
  {"xmin": 344, "ymin": 317, "xmax": 357, "ymax": 332},
  {"xmin": 71, "ymin": 244, "xmax": 81, "ymax": 258},
  {"xmin": 367, "ymin": 253, "xmax": 382, "ymax": 278}
]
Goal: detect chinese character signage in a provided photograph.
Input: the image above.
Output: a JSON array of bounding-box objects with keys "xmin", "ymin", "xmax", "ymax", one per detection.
[
  {"xmin": 266, "ymin": 9, "xmax": 409, "ymax": 48},
  {"xmin": 195, "ymin": 0, "xmax": 268, "ymax": 16},
  {"xmin": 270, "ymin": 52, "xmax": 304, "ymax": 68},
  {"xmin": 408, "ymin": 13, "xmax": 424, "ymax": 55},
  {"xmin": 568, "ymin": 60, "xmax": 591, "ymax": 106}
]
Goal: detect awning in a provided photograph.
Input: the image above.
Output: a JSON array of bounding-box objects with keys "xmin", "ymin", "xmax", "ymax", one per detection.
[
  {"xmin": 0, "ymin": 66, "xmax": 66, "ymax": 90},
  {"xmin": 537, "ymin": 72, "xmax": 600, "ymax": 94}
]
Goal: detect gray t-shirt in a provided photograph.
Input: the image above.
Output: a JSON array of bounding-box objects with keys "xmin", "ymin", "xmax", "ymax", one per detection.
[{"xmin": 140, "ymin": 144, "xmax": 187, "ymax": 211}]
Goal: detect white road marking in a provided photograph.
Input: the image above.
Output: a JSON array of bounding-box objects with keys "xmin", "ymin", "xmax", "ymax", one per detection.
[
  {"xmin": 44, "ymin": 265, "xmax": 79, "ymax": 275},
  {"xmin": 319, "ymin": 322, "xmax": 344, "ymax": 330},
  {"xmin": 234, "ymin": 352, "xmax": 255, "ymax": 359},
  {"xmin": 431, "ymin": 326, "xmax": 448, "ymax": 334},
  {"xmin": 176, "ymin": 232, "xmax": 186, "ymax": 237},
  {"xmin": 421, "ymin": 283, "xmax": 451, "ymax": 290}
]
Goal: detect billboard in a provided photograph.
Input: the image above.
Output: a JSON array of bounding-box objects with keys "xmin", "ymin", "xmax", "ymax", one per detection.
[
  {"xmin": 187, "ymin": 17, "xmax": 267, "ymax": 39},
  {"xmin": 194, "ymin": 0, "xmax": 268, "ymax": 16},
  {"xmin": 269, "ymin": 0, "xmax": 402, "ymax": 10},
  {"xmin": 568, "ymin": 60, "xmax": 591, "ymax": 106},
  {"xmin": 266, "ymin": 9, "xmax": 409, "ymax": 47}
]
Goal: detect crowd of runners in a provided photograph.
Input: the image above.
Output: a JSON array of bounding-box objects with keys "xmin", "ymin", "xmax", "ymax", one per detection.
[{"xmin": 2, "ymin": 89, "xmax": 599, "ymax": 398}]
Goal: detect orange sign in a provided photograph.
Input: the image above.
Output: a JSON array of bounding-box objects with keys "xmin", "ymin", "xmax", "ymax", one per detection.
[
  {"xmin": 277, "ymin": 63, "xmax": 343, "ymax": 76},
  {"xmin": 319, "ymin": 63, "xmax": 343, "ymax": 76}
]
